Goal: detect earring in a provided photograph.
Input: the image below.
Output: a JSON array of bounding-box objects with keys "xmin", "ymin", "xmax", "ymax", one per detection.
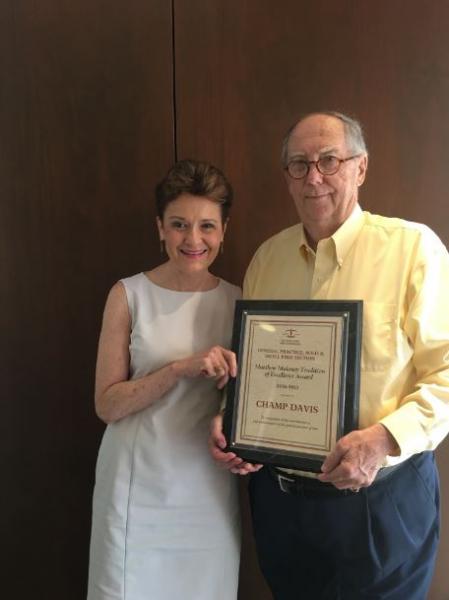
[
  {"xmin": 220, "ymin": 240, "xmax": 224, "ymax": 254},
  {"xmin": 160, "ymin": 240, "xmax": 165, "ymax": 254}
]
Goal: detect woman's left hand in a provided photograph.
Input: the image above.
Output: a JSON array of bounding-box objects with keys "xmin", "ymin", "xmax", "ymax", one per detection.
[{"xmin": 174, "ymin": 345, "xmax": 237, "ymax": 389}]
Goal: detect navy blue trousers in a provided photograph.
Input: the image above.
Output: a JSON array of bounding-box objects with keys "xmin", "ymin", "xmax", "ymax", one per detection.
[{"xmin": 248, "ymin": 452, "xmax": 440, "ymax": 600}]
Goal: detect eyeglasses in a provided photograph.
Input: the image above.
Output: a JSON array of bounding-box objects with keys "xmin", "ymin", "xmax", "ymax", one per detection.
[{"xmin": 285, "ymin": 154, "xmax": 361, "ymax": 179}]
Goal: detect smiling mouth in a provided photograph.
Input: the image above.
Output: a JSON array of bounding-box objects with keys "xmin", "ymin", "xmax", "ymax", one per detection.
[
  {"xmin": 306, "ymin": 192, "xmax": 329, "ymax": 199},
  {"xmin": 180, "ymin": 249, "xmax": 208, "ymax": 258}
]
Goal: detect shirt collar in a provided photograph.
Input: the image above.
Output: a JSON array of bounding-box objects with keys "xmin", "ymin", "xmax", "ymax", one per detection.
[
  {"xmin": 331, "ymin": 204, "xmax": 364, "ymax": 266},
  {"xmin": 298, "ymin": 204, "xmax": 364, "ymax": 264},
  {"xmin": 298, "ymin": 224, "xmax": 312, "ymax": 258}
]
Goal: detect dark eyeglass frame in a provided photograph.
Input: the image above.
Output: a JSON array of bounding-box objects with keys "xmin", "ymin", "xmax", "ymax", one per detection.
[{"xmin": 285, "ymin": 154, "xmax": 361, "ymax": 179}]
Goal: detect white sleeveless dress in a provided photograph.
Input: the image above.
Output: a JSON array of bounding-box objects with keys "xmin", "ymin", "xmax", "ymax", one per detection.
[{"xmin": 87, "ymin": 273, "xmax": 241, "ymax": 600}]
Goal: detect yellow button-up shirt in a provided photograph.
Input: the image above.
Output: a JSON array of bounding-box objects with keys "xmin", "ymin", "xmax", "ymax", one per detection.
[{"xmin": 243, "ymin": 205, "xmax": 449, "ymax": 465}]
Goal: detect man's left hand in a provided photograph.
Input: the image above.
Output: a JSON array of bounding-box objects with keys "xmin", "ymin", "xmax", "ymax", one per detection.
[{"xmin": 317, "ymin": 423, "xmax": 399, "ymax": 490}]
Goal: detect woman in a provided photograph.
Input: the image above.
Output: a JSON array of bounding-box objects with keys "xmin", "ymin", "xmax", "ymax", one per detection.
[{"xmin": 87, "ymin": 160, "xmax": 241, "ymax": 600}]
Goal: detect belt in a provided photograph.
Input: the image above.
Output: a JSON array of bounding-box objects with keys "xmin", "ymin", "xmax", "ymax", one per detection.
[{"xmin": 267, "ymin": 461, "xmax": 406, "ymax": 497}]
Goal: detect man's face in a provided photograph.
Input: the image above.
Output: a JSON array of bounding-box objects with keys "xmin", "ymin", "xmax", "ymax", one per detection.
[{"xmin": 284, "ymin": 114, "xmax": 368, "ymax": 237}]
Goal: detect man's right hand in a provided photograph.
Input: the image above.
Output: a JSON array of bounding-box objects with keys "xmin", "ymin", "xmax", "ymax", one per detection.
[{"xmin": 209, "ymin": 413, "xmax": 263, "ymax": 475}]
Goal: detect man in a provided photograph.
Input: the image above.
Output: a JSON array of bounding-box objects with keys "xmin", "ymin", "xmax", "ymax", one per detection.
[{"xmin": 210, "ymin": 111, "xmax": 449, "ymax": 599}]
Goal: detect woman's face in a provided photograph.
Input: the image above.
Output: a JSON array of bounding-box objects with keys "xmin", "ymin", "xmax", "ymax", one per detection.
[{"xmin": 157, "ymin": 194, "xmax": 226, "ymax": 275}]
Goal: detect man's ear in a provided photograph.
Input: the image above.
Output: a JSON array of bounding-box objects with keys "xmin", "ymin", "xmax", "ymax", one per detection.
[{"xmin": 357, "ymin": 155, "xmax": 368, "ymax": 186}]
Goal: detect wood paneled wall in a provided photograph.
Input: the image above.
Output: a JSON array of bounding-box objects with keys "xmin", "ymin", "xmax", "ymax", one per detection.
[
  {"xmin": 174, "ymin": 2, "xmax": 449, "ymax": 599},
  {"xmin": 1, "ymin": 2, "xmax": 173, "ymax": 598},
  {"xmin": 2, "ymin": 1, "xmax": 449, "ymax": 598}
]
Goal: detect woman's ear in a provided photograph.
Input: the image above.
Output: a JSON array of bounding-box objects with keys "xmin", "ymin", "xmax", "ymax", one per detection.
[
  {"xmin": 156, "ymin": 216, "xmax": 164, "ymax": 240},
  {"xmin": 222, "ymin": 218, "xmax": 229, "ymax": 238}
]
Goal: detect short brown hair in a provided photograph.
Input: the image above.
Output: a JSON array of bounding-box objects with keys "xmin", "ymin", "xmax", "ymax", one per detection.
[{"xmin": 155, "ymin": 159, "xmax": 233, "ymax": 222}]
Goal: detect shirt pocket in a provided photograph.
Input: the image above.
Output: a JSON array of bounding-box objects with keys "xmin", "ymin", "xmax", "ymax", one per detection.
[{"xmin": 361, "ymin": 302, "xmax": 397, "ymax": 371}]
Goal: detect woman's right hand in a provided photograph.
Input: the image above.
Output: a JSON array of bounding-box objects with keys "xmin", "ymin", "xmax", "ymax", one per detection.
[{"xmin": 175, "ymin": 346, "xmax": 237, "ymax": 389}]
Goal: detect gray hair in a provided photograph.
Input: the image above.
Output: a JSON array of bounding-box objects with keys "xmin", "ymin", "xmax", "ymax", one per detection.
[{"xmin": 281, "ymin": 111, "xmax": 368, "ymax": 167}]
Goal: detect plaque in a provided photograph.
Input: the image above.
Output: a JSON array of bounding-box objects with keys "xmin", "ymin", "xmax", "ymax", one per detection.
[{"xmin": 223, "ymin": 300, "xmax": 362, "ymax": 472}]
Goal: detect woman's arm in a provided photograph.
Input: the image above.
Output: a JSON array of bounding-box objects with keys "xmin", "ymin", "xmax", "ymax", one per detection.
[{"xmin": 94, "ymin": 282, "xmax": 237, "ymax": 424}]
